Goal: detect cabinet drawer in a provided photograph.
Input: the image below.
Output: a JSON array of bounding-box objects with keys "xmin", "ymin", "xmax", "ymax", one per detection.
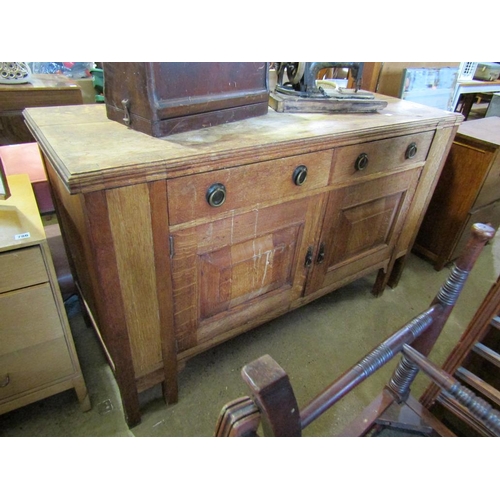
[
  {"xmin": 0, "ymin": 247, "xmax": 48, "ymax": 293},
  {"xmin": 0, "ymin": 283, "xmax": 65, "ymax": 356},
  {"xmin": 167, "ymin": 150, "xmax": 333, "ymax": 225},
  {"xmin": 331, "ymin": 131, "xmax": 434, "ymax": 184},
  {"xmin": 0, "ymin": 338, "xmax": 74, "ymax": 402}
]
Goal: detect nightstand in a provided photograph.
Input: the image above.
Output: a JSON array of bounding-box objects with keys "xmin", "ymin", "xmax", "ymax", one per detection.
[{"xmin": 0, "ymin": 174, "xmax": 89, "ymax": 415}]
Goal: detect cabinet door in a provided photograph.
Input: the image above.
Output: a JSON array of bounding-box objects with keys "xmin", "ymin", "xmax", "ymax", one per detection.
[
  {"xmin": 306, "ymin": 168, "xmax": 421, "ymax": 295},
  {"xmin": 451, "ymin": 199, "xmax": 500, "ymax": 263},
  {"xmin": 171, "ymin": 195, "xmax": 323, "ymax": 354}
]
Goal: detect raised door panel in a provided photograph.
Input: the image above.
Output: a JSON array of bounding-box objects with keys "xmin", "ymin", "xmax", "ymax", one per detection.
[
  {"xmin": 171, "ymin": 195, "xmax": 323, "ymax": 354},
  {"xmin": 306, "ymin": 168, "xmax": 421, "ymax": 295}
]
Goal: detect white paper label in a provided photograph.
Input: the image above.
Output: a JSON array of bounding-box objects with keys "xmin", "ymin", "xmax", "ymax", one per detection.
[{"xmin": 15, "ymin": 232, "xmax": 31, "ymax": 240}]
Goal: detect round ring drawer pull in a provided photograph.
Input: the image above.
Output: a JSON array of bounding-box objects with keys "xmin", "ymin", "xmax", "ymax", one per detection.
[
  {"xmin": 293, "ymin": 165, "xmax": 308, "ymax": 186},
  {"xmin": 206, "ymin": 183, "xmax": 227, "ymax": 207},
  {"xmin": 355, "ymin": 153, "xmax": 369, "ymax": 171},
  {"xmin": 405, "ymin": 142, "xmax": 418, "ymax": 159},
  {"xmin": 1, "ymin": 374, "xmax": 10, "ymax": 388}
]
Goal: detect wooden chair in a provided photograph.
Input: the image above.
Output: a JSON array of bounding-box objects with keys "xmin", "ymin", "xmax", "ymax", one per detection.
[
  {"xmin": 215, "ymin": 223, "xmax": 500, "ymax": 437},
  {"xmin": 420, "ymin": 271, "xmax": 500, "ymax": 436}
]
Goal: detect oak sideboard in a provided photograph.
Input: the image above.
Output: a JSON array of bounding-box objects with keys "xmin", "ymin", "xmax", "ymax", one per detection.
[{"xmin": 24, "ymin": 97, "xmax": 463, "ymax": 426}]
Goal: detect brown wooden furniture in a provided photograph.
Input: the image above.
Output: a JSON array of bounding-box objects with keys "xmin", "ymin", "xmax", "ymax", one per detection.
[
  {"xmin": 420, "ymin": 272, "xmax": 500, "ymax": 436},
  {"xmin": 215, "ymin": 224, "xmax": 499, "ymax": 437},
  {"xmin": 103, "ymin": 62, "xmax": 269, "ymax": 137},
  {"xmin": 415, "ymin": 116, "xmax": 500, "ymax": 270},
  {"xmin": 24, "ymin": 97, "xmax": 462, "ymax": 427},
  {"xmin": 0, "ymin": 174, "xmax": 89, "ymax": 416},
  {"xmin": 0, "ymin": 74, "xmax": 83, "ymax": 145}
]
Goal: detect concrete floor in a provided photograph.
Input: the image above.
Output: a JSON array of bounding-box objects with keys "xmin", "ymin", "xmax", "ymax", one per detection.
[{"xmin": 1, "ymin": 227, "xmax": 498, "ymax": 438}]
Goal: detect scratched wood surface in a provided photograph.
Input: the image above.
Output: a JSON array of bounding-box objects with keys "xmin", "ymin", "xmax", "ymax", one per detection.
[
  {"xmin": 167, "ymin": 149, "xmax": 332, "ymax": 226},
  {"xmin": 305, "ymin": 168, "xmax": 421, "ymax": 296},
  {"xmin": 25, "ymin": 99, "xmax": 464, "ymax": 426},
  {"xmin": 171, "ymin": 195, "xmax": 322, "ymax": 355},
  {"xmin": 24, "ymin": 98, "xmax": 461, "ymax": 194}
]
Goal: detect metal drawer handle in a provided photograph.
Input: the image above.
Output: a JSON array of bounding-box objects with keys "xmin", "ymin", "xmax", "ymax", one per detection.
[
  {"xmin": 121, "ymin": 99, "xmax": 131, "ymax": 125},
  {"xmin": 304, "ymin": 246, "xmax": 313, "ymax": 268},
  {"xmin": 317, "ymin": 242, "xmax": 326, "ymax": 264},
  {"xmin": 355, "ymin": 153, "xmax": 369, "ymax": 171},
  {"xmin": 0, "ymin": 374, "xmax": 10, "ymax": 388},
  {"xmin": 405, "ymin": 142, "xmax": 418, "ymax": 159},
  {"xmin": 206, "ymin": 183, "xmax": 227, "ymax": 207},
  {"xmin": 293, "ymin": 165, "xmax": 308, "ymax": 186}
]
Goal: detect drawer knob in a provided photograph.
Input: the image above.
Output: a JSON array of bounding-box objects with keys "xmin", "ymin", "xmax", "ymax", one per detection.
[
  {"xmin": 293, "ymin": 165, "xmax": 308, "ymax": 186},
  {"xmin": 355, "ymin": 153, "xmax": 369, "ymax": 171},
  {"xmin": 206, "ymin": 183, "xmax": 227, "ymax": 207},
  {"xmin": 405, "ymin": 142, "xmax": 418, "ymax": 159},
  {"xmin": 0, "ymin": 374, "xmax": 10, "ymax": 388}
]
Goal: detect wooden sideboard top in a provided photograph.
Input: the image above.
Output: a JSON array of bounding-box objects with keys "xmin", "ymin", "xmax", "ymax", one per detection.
[
  {"xmin": 24, "ymin": 96, "xmax": 463, "ymax": 194},
  {"xmin": 456, "ymin": 116, "xmax": 500, "ymax": 147},
  {"xmin": 0, "ymin": 174, "xmax": 45, "ymax": 252}
]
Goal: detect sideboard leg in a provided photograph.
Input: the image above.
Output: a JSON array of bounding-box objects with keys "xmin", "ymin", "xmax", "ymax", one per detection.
[
  {"xmin": 117, "ymin": 375, "xmax": 142, "ymax": 428},
  {"xmin": 83, "ymin": 189, "xmax": 143, "ymax": 428},
  {"xmin": 387, "ymin": 255, "xmax": 406, "ymax": 289},
  {"xmin": 162, "ymin": 366, "xmax": 179, "ymax": 405},
  {"xmin": 372, "ymin": 268, "xmax": 388, "ymax": 297}
]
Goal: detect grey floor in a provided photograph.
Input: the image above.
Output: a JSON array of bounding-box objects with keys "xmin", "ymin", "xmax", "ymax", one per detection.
[{"xmin": 1, "ymin": 227, "xmax": 499, "ymax": 438}]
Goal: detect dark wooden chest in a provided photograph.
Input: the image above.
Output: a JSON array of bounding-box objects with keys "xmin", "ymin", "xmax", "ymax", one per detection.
[{"xmin": 103, "ymin": 62, "xmax": 269, "ymax": 137}]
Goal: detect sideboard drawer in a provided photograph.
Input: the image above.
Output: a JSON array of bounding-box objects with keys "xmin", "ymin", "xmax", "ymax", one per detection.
[
  {"xmin": 331, "ymin": 131, "xmax": 435, "ymax": 184},
  {"xmin": 0, "ymin": 338, "xmax": 74, "ymax": 402},
  {"xmin": 167, "ymin": 150, "xmax": 333, "ymax": 225},
  {"xmin": 0, "ymin": 247, "xmax": 48, "ymax": 293}
]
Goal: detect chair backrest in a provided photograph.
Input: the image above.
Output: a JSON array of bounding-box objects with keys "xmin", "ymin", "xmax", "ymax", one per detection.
[
  {"xmin": 420, "ymin": 273, "xmax": 500, "ymax": 436},
  {"xmin": 215, "ymin": 223, "xmax": 499, "ymax": 437}
]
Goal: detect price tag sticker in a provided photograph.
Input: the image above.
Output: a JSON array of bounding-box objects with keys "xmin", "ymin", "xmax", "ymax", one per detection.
[{"xmin": 15, "ymin": 232, "xmax": 31, "ymax": 240}]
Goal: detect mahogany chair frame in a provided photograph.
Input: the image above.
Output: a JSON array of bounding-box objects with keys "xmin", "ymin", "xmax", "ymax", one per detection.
[{"xmin": 215, "ymin": 223, "xmax": 500, "ymax": 437}]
